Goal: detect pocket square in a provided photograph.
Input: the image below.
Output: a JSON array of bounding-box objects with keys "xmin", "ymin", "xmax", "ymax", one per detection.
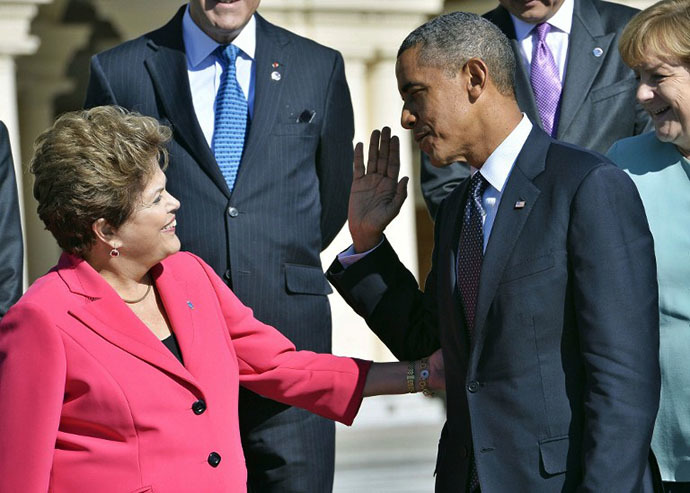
[{"xmin": 297, "ymin": 110, "xmax": 316, "ymax": 123}]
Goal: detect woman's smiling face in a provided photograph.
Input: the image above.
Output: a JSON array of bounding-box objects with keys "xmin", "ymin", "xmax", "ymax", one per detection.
[
  {"xmin": 635, "ymin": 55, "xmax": 690, "ymax": 156},
  {"xmin": 111, "ymin": 166, "xmax": 181, "ymax": 266}
]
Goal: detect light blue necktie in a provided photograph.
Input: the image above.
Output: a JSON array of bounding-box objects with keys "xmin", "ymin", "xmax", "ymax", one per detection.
[{"xmin": 213, "ymin": 44, "xmax": 247, "ymax": 192}]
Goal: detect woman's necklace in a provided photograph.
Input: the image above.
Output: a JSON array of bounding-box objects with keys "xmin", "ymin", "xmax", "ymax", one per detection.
[{"xmin": 121, "ymin": 282, "xmax": 152, "ymax": 304}]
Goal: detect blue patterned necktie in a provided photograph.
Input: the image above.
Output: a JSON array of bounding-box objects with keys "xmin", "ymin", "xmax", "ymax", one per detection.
[
  {"xmin": 213, "ymin": 44, "xmax": 247, "ymax": 192},
  {"xmin": 457, "ymin": 172, "xmax": 488, "ymax": 493}
]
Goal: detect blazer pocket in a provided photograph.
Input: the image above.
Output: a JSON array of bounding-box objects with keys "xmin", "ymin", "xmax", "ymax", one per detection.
[
  {"xmin": 539, "ymin": 435, "xmax": 571, "ymax": 475},
  {"xmin": 284, "ymin": 263, "xmax": 333, "ymax": 295},
  {"xmin": 590, "ymin": 78, "xmax": 637, "ymax": 103},
  {"xmin": 500, "ymin": 253, "xmax": 554, "ymax": 284},
  {"xmin": 271, "ymin": 121, "xmax": 320, "ymax": 137}
]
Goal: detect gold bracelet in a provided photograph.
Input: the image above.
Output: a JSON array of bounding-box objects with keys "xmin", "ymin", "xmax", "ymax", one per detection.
[
  {"xmin": 406, "ymin": 360, "xmax": 416, "ymax": 393},
  {"xmin": 418, "ymin": 357, "xmax": 433, "ymax": 397}
]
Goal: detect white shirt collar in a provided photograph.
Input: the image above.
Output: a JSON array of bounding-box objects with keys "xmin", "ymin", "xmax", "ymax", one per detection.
[
  {"xmin": 472, "ymin": 114, "xmax": 533, "ymax": 193},
  {"xmin": 182, "ymin": 5, "xmax": 256, "ymax": 68},
  {"xmin": 511, "ymin": 0, "xmax": 574, "ymax": 41}
]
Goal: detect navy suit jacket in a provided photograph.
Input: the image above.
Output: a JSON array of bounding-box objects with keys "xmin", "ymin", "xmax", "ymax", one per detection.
[
  {"xmin": 84, "ymin": 7, "xmax": 354, "ymax": 354},
  {"xmin": 329, "ymin": 128, "xmax": 661, "ymax": 491},
  {"xmin": 0, "ymin": 121, "xmax": 23, "ymax": 319},
  {"xmin": 421, "ymin": 0, "xmax": 653, "ymax": 218}
]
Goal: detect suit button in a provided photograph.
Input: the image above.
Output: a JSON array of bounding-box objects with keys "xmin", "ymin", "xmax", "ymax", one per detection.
[
  {"xmin": 227, "ymin": 206, "xmax": 239, "ymax": 217},
  {"xmin": 223, "ymin": 269, "xmax": 232, "ymax": 281},
  {"xmin": 192, "ymin": 399, "xmax": 207, "ymax": 415},
  {"xmin": 467, "ymin": 381, "xmax": 480, "ymax": 393},
  {"xmin": 208, "ymin": 452, "xmax": 221, "ymax": 467}
]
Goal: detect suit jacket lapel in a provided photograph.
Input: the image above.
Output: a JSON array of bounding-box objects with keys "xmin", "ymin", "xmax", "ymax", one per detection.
[
  {"xmin": 438, "ymin": 178, "xmax": 472, "ymax": 361},
  {"xmin": 557, "ymin": 0, "xmax": 614, "ymax": 138},
  {"xmin": 150, "ymin": 262, "xmax": 199, "ymax": 373},
  {"xmin": 59, "ymin": 254, "xmax": 200, "ymax": 388},
  {"xmin": 486, "ymin": 7, "xmax": 541, "ymax": 126},
  {"xmin": 144, "ymin": 7, "xmax": 231, "ymax": 198},
  {"xmin": 237, "ymin": 15, "xmax": 290, "ymax": 179},
  {"xmin": 470, "ymin": 129, "xmax": 547, "ymax": 365}
]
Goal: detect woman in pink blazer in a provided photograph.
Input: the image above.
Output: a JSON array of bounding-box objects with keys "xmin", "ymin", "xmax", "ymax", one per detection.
[{"xmin": 0, "ymin": 107, "xmax": 443, "ymax": 492}]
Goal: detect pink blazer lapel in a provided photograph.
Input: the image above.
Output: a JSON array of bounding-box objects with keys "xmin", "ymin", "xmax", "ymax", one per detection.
[{"xmin": 58, "ymin": 253, "xmax": 200, "ymax": 388}]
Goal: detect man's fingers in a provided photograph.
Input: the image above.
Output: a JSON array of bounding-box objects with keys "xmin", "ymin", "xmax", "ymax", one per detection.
[
  {"xmin": 392, "ymin": 176, "xmax": 409, "ymax": 211},
  {"xmin": 378, "ymin": 127, "xmax": 391, "ymax": 172},
  {"xmin": 367, "ymin": 130, "xmax": 381, "ymax": 174},
  {"xmin": 353, "ymin": 142, "xmax": 365, "ymax": 179},
  {"xmin": 386, "ymin": 135, "xmax": 400, "ymax": 179}
]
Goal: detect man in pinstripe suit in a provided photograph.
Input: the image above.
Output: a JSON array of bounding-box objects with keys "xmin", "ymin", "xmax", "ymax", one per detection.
[{"xmin": 84, "ymin": 1, "xmax": 354, "ymax": 491}]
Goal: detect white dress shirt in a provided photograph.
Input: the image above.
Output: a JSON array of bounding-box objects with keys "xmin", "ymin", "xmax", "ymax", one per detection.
[
  {"xmin": 182, "ymin": 6, "xmax": 256, "ymax": 147},
  {"xmin": 339, "ymin": 115, "xmax": 533, "ymax": 265},
  {"xmin": 511, "ymin": 0, "xmax": 574, "ymax": 85}
]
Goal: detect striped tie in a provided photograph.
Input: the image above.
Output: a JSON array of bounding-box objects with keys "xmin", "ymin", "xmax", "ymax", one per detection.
[{"xmin": 213, "ymin": 44, "xmax": 247, "ymax": 192}]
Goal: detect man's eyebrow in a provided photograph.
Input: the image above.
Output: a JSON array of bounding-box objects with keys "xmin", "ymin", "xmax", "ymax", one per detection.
[{"xmin": 400, "ymin": 82, "xmax": 420, "ymax": 94}]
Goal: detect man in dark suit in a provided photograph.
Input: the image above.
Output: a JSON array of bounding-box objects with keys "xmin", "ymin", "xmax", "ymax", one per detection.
[
  {"xmin": 421, "ymin": 0, "xmax": 653, "ymax": 218},
  {"xmin": 0, "ymin": 121, "xmax": 23, "ymax": 320},
  {"xmin": 328, "ymin": 12, "xmax": 660, "ymax": 492},
  {"xmin": 84, "ymin": 1, "xmax": 354, "ymax": 491}
]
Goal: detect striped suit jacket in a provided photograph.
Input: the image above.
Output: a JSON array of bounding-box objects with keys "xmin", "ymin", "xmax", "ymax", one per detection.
[{"xmin": 84, "ymin": 7, "xmax": 354, "ymax": 356}]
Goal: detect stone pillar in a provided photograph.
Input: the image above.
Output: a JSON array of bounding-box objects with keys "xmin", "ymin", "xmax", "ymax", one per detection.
[
  {"xmin": 0, "ymin": 0, "xmax": 53, "ymax": 286},
  {"xmin": 16, "ymin": 1, "xmax": 91, "ymax": 280}
]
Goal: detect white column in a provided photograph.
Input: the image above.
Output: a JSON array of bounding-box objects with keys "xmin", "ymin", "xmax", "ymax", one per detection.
[
  {"xmin": 16, "ymin": 17, "xmax": 91, "ymax": 280},
  {"xmin": 0, "ymin": 0, "xmax": 53, "ymax": 286}
]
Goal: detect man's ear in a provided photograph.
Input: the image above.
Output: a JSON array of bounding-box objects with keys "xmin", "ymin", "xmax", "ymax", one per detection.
[
  {"xmin": 464, "ymin": 58, "xmax": 489, "ymax": 101},
  {"xmin": 92, "ymin": 218, "xmax": 118, "ymax": 248}
]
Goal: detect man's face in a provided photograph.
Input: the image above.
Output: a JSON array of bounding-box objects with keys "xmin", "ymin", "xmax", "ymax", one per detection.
[
  {"xmin": 498, "ymin": 0, "xmax": 565, "ymax": 24},
  {"xmin": 396, "ymin": 47, "xmax": 473, "ymax": 167},
  {"xmin": 189, "ymin": 0, "xmax": 260, "ymax": 44}
]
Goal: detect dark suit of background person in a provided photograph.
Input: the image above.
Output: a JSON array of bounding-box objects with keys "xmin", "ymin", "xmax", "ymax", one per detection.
[
  {"xmin": 84, "ymin": 3, "xmax": 354, "ymax": 491},
  {"xmin": 421, "ymin": 0, "xmax": 653, "ymax": 218},
  {"xmin": 328, "ymin": 13, "xmax": 660, "ymax": 491},
  {"xmin": 0, "ymin": 122, "xmax": 23, "ymax": 320}
]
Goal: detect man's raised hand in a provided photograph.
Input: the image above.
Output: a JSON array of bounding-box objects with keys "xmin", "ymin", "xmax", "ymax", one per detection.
[{"xmin": 348, "ymin": 127, "xmax": 408, "ymax": 253}]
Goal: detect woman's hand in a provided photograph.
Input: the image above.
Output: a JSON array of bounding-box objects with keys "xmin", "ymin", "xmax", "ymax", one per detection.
[{"xmin": 427, "ymin": 348, "xmax": 445, "ymax": 392}]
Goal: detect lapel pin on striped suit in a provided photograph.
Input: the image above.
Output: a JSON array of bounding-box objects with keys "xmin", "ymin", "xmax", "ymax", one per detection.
[{"xmin": 514, "ymin": 200, "xmax": 526, "ymax": 209}]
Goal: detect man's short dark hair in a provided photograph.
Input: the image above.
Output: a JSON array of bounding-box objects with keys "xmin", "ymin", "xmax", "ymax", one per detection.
[{"xmin": 398, "ymin": 11, "xmax": 516, "ymax": 96}]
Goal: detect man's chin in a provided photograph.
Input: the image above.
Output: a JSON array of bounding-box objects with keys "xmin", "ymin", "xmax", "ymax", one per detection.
[{"xmin": 428, "ymin": 154, "xmax": 453, "ymax": 168}]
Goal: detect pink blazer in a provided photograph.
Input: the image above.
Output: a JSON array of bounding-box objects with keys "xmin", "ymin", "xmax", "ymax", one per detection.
[{"xmin": 0, "ymin": 252, "xmax": 369, "ymax": 492}]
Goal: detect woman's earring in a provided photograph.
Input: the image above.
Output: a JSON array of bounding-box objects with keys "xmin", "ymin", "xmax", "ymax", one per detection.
[{"xmin": 109, "ymin": 248, "xmax": 120, "ymax": 258}]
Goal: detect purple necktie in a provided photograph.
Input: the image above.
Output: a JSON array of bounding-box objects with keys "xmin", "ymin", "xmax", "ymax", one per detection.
[
  {"xmin": 457, "ymin": 172, "xmax": 488, "ymax": 337},
  {"xmin": 530, "ymin": 23, "xmax": 562, "ymax": 136}
]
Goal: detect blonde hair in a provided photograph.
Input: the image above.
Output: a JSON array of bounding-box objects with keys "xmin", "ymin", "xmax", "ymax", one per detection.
[
  {"xmin": 619, "ymin": 0, "xmax": 690, "ymax": 68},
  {"xmin": 30, "ymin": 106, "xmax": 172, "ymax": 257}
]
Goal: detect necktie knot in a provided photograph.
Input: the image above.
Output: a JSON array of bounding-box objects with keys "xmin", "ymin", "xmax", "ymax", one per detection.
[
  {"xmin": 470, "ymin": 172, "xmax": 489, "ymax": 200},
  {"xmin": 535, "ymin": 22, "xmax": 551, "ymax": 42},
  {"xmin": 219, "ymin": 44, "xmax": 240, "ymax": 67}
]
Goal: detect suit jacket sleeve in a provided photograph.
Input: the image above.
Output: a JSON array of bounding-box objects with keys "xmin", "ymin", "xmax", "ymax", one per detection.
[
  {"xmin": 192, "ymin": 254, "xmax": 369, "ymax": 425},
  {"xmin": 420, "ymin": 152, "xmax": 471, "ymax": 220},
  {"xmin": 327, "ymin": 237, "xmax": 441, "ymax": 361},
  {"xmin": 0, "ymin": 303, "xmax": 66, "ymax": 492},
  {"xmin": 569, "ymin": 165, "xmax": 660, "ymax": 490},
  {"xmin": 0, "ymin": 123, "xmax": 23, "ymax": 319},
  {"xmin": 316, "ymin": 52, "xmax": 354, "ymax": 249}
]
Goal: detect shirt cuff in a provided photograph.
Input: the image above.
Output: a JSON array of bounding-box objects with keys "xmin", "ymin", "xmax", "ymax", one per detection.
[{"xmin": 337, "ymin": 238, "xmax": 385, "ymax": 268}]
